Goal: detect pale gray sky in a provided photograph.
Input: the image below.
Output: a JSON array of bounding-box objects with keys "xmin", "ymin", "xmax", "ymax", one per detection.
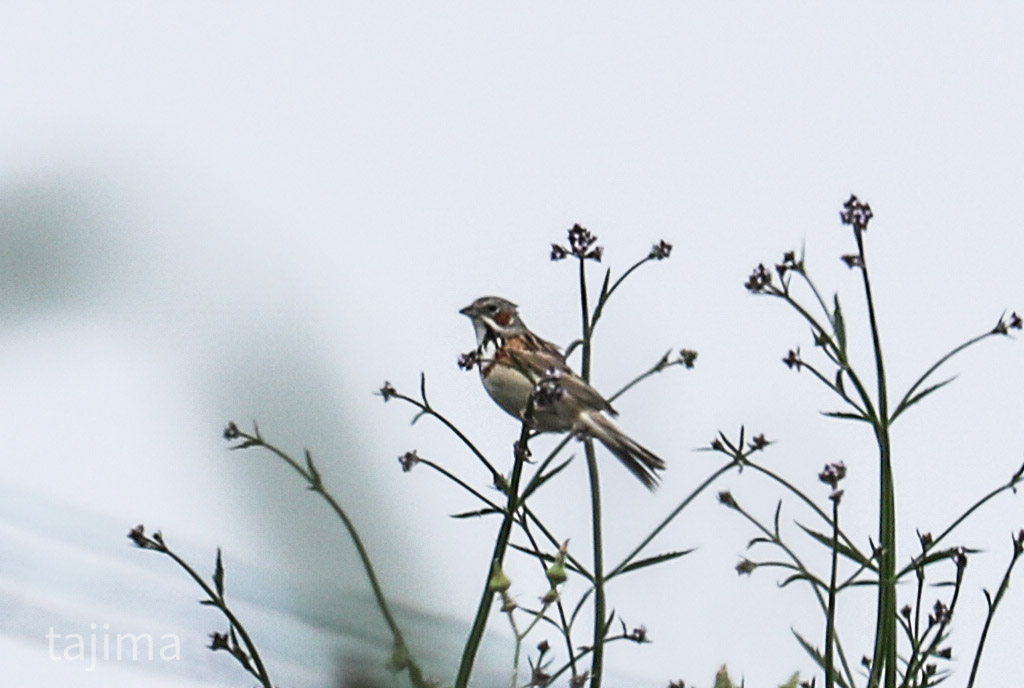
[{"xmin": 2, "ymin": 3, "xmax": 1022, "ymax": 687}]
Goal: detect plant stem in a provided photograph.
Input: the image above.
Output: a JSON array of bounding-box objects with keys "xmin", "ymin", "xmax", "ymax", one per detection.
[
  {"xmin": 824, "ymin": 495, "xmax": 839, "ymax": 688},
  {"xmin": 242, "ymin": 433, "xmax": 427, "ymax": 685},
  {"xmin": 585, "ymin": 439, "xmax": 606, "ymax": 687},
  {"xmin": 455, "ymin": 421, "xmax": 532, "ymax": 688},
  {"xmin": 854, "ymin": 228, "xmax": 896, "ymax": 688},
  {"xmin": 577, "ymin": 255, "xmax": 607, "ymax": 687},
  {"xmin": 966, "ymin": 534, "xmax": 1023, "ymax": 688}
]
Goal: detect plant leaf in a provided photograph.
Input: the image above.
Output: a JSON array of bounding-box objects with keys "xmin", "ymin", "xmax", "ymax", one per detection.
[
  {"xmin": 821, "ymin": 410, "xmax": 871, "ymax": 423},
  {"xmin": 612, "ymin": 549, "xmax": 696, "ymax": 577},
  {"xmin": 792, "ymin": 630, "xmax": 850, "ymax": 688},
  {"xmin": 213, "ymin": 548, "xmax": 225, "ymax": 598},
  {"xmin": 833, "ymin": 294, "xmax": 847, "ymax": 353},
  {"xmin": 796, "ymin": 522, "xmax": 872, "ymax": 567},
  {"xmin": 891, "ymin": 376, "xmax": 958, "ymax": 423},
  {"xmin": 450, "ymin": 508, "xmax": 501, "ymax": 519}
]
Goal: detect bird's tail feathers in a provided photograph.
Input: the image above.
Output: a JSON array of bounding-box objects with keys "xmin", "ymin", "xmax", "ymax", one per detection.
[{"xmin": 578, "ymin": 412, "xmax": 666, "ymax": 490}]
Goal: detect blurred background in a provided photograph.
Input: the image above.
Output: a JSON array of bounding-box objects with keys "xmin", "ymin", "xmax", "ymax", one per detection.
[{"xmin": 1, "ymin": 3, "xmax": 1022, "ymax": 686}]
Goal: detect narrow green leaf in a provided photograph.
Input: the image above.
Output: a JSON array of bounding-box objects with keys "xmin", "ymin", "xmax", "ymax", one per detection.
[
  {"xmin": 304, "ymin": 449, "xmax": 321, "ymax": 487},
  {"xmin": 821, "ymin": 410, "xmax": 871, "ymax": 423},
  {"xmin": 508, "ymin": 542, "xmax": 554, "ymax": 561},
  {"xmin": 612, "ymin": 549, "xmax": 696, "ymax": 577},
  {"xmin": 449, "ymin": 508, "xmax": 501, "ymax": 519},
  {"xmin": 890, "ymin": 376, "xmax": 958, "ymax": 423},
  {"xmin": 779, "ymin": 572, "xmax": 816, "ymax": 588},
  {"xmin": 792, "ymin": 629, "xmax": 849, "ymax": 688},
  {"xmin": 213, "ymin": 548, "xmax": 225, "ymax": 598},
  {"xmin": 796, "ymin": 522, "xmax": 872, "ymax": 567},
  {"xmin": 570, "ymin": 588, "xmax": 594, "ymax": 626},
  {"xmin": 833, "ymin": 294, "xmax": 847, "ymax": 353}
]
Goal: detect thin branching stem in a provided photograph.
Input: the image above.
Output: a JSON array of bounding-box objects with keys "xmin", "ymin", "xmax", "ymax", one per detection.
[
  {"xmin": 455, "ymin": 420, "xmax": 533, "ymax": 688},
  {"xmin": 824, "ymin": 496, "xmax": 840, "ymax": 688},
  {"xmin": 744, "ymin": 458, "xmax": 872, "ymax": 568},
  {"xmin": 230, "ymin": 430, "xmax": 428, "ymax": 686},
  {"xmin": 390, "ymin": 388, "xmax": 502, "ymax": 485},
  {"xmin": 132, "ymin": 531, "xmax": 273, "ymax": 688},
  {"xmin": 966, "ymin": 533, "xmax": 1024, "ymax": 688}
]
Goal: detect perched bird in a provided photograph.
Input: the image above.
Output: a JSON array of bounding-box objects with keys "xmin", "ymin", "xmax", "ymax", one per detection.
[{"xmin": 459, "ymin": 296, "xmax": 666, "ymax": 489}]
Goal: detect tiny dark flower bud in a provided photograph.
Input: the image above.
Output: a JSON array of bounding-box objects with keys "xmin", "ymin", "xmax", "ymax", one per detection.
[
  {"xmin": 919, "ymin": 531, "xmax": 934, "ymax": 549},
  {"xmin": 995, "ymin": 311, "xmax": 1024, "ymax": 335},
  {"xmin": 783, "ymin": 348, "xmax": 803, "ymax": 370},
  {"xmin": 533, "ymin": 371, "xmax": 566, "ymax": 408},
  {"xmin": 718, "ymin": 491, "xmax": 738, "ymax": 509},
  {"xmin": 458, "ymin": 350, "xmax": 480, "ymax": 371},
  {"xmin": 925, "ymin": 664, "xmax": 936, "ymax": 676},
  {"xmin": 829, "ymin": 489, "xmax": 844, "ymax": 504},
  {"xmin": 901, "ymin": 604, "xmax": 912, "ymax": 619},
  {"xmin": 841, "ymin": 254, "xmax": 863, "ymax": 269},
  {"xmin": 627, "ymin": 625, "xmax": 649, "ymax": 643},
  {"xmin": 744, "ymin": 263, "xmax": 773, "ymax": 293},
  {"xmin": 223, "ymin": 422, "xmax": 240, "ymax": 440},
  {"xmin": 679, "ymin": 349, "xmax": 698, "ymax": 368},
  {"xmin": 649, "ymin": 239, "xmax": 673, "ymax": 260},
  {"xmin": 818, "ymin": 461, "xmax": 847, "ymax": 488},
  {"xmin": 128, "ymin": 524, "xmax": 152, "ymax": 548},
  {"xmin": 736, "ymin": 558, "xmax": 756, "ymax": 575},
  {"xmin": 932, "ymin": 599, "xmax": 952, "ymax": 625},
  {"xmin": 378, "ymin": 381, "xmax": 397, "ymax": 401},
  {"xmin": 208, "ymin": 632, "xmax": 230, "ymax": 652},
  {"xmin": 862, "ymin": 656, "xmax": 872, "ymax": 669},
  {"xmin": 710, "ymin": 438, "xmax": 724, "ymax": 451},
  {"xmin": 938, "ymin": 647, "xmax": 952, "ymax": 659},
  {"xmin": 564, "ymin": 223, "xmax": 602, "ymax": 261},
  {"xmin": 748, "ymin": 434, "xmax": 770, "ymax": 451},
  {"xmin": 954, "ymin": 548, "xmax": 968, "ymax": 570},
  {"xmin": 550, "ymin": 243, "xmax": 569, "ymax": 261},
  {"xmin": 537, "ymin": 639, "xmax": 550, "ymax": 654},
  {"xmin": 570, "ymin": 672, "xmax": 589, "ymax": 688},
  {"xmin": 398, "ymin": 450, "xmax": 421, "ymax": 472},
  {"xmin": 840, "ymin": 194, "xmax": 873, "ymax": 233}
]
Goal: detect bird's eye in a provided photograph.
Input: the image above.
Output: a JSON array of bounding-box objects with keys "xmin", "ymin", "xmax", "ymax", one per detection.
[{"xmin": 487, "ymin": 304, "xmax": 499, "ymax": 314}]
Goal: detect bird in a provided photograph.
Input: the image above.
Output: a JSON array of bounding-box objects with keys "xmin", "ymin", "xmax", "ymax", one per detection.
[{"xmin": 459, "ymin": 295, "xmax": 666, "ymax": 489}]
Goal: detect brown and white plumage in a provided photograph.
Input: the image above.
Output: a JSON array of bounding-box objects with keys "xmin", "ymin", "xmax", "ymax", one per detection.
[{"xmin": 459, "ymin": 296, "xmax": 666, "ymax": 489}]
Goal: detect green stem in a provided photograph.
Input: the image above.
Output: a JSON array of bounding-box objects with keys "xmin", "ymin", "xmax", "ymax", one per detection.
[
  {"xmin": 454, "ymin": 421, "xmax": 532, "ymax": 688},
  {"xmin": 159, "ymin": 543, "xmax": 273, "ymax": 687},
  {"xmin": 577, "ymin": 255, "xmax": 607, "ymax": 687},
  {"xmin": 855, "ymin": 228, "xmax": 896, "ymax": 688},
  {"xmin": 966, "ymin": 535, "xmax": 1023, "ymax": 688},
  {"xmin": 585, "ymin": 439, "xmax": 606, "ymax": 687},
  {"xmin": 824, "ymin": 495, "xmax": 839, "ymax": 688}
]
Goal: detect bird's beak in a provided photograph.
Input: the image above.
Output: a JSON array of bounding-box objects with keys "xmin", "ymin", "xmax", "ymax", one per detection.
[{"xmin": 459, "ymin": 304, "xmax": 474, "ymax": 317}]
